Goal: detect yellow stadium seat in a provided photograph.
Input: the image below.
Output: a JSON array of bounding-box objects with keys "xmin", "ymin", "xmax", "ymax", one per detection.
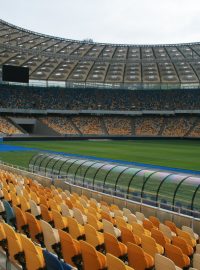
[
  {"xmin": 84, "ymin": 224, "xmax": 104, "ymax": 250},
  {"xmin": 127, "ymin": 242, "xmax": 154, "ymax": 270},
  {"xmin": 107, "ymin": 253, "xmax": 134, "ymax": 270},
  {"xmin": 80, "ymin": 240, "xmax": 107, "ymax": 270},
  {"xmin": 20, "ymin": 234, "xmax": 45, "ymax": 270}
]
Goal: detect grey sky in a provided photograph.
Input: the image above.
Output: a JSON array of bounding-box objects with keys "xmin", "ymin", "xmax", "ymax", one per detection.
[{"xmin": 1, "ymin": 0, "xmax": 200, "ymax": 45}]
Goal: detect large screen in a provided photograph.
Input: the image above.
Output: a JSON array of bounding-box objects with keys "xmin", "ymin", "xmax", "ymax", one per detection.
[{"xmin": 2, "ymin": 65, "xmax": 29, "ymax": 83}]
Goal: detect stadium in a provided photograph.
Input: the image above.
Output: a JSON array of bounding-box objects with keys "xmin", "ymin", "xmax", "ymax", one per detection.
[{"xmin": 0, "ymin": 7, "xmax": 200, "ymax": 270}]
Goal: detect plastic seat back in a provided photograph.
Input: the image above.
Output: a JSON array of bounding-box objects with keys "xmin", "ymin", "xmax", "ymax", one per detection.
[
  {"xmin": 127, "ymin": 242, "xmax": 154, "ymax": 270},
  {"xmin": 52, "ymin": 209, "xmax": 68, "ymax": 230},
  {"xmin": 3, "ymin": 223, "xmax": 23, "ymax": 263},
  {"xmin": 73, "ymin": 207, "xmax": 87, "ymax": 225},
  {"xmin": 107, "ymin": 253, "xmax": 134, "ymax": 270},
  {"xmin": 40, "ymin": 204, "xmax": 53, "ymax": 223},
  {"xmin": 61, "ymin": 203, "xmax": 73, "ymax": 217},
  {"xmin": 29, "ymin": 199, "xmax": 41, "ymax": 217},
  {"xmin": 121, "ymin": 226, "xmax": 141, "ymax": 246},
  {"xmin": 155, "ymin": 254, "xmax": 181, "ymax": 270},
  {"xmin": 58, "ymin": 229, "xmax": 81, "ymax": 267},
  {"xmin": 151, "ymin": 228, "xmax": 170, "ymax": 248},
  {"xmin": 80, "ymin": 240, "xmax": 107, "ymax": 270},
  {"xmin": 193, "ymin": 253, "xmax": 200, "ymax": 270},
  {"xmin": 19, "ymin": 196, "xmax": 30, "ymax": 212},
  {"xmin": 165, "ymin": 243, "xmax": 190, "ymax": 269},
  {"xmin": 127, "ymin": 214, "xmax": 137, "ymax": 224},
  {"xmin": 102, "ymin": 219, "xmax": 116, "ymax": 237},
  {"xmin": 40, "ymin": 219, "xmax": 59, "ymax": 253},
  {"xmin": 13, "ymin": 206, "xmax": 27, "ymax": 233},
  {"xmin": 136, "ymin": 212, "xmax": 145, "ymax": 222},
  {"xmin": 67, "ymin": 216, "xmax": 84, "ymax": 240},
  {"xmin": 159, "ymin": 223, "xmax": 174, "ymax": 239},
  {"xmin": 149, "ymin": 216, "xmax": 160, "ymax": 228},
  {"xmin": 25, "ymin": 212, "xmax": 42, "ymax": 243},
  {"xmin": 43, "ymin": 249, "xmax": 73, "ymax": 270},
  {"xmin": 20, "ymin": 234, "xmax": 45, "ymax": 270},
  {"xmin": 85, "ymin": 223, "xmax": 103, "ymax": 248},
  {"xmin": 104, "ymin": 232, "xmax": 127, "ymax": 258},
  {"xmin": 3, "ymin": 200, "xmax": 15, "ymax": 226}
]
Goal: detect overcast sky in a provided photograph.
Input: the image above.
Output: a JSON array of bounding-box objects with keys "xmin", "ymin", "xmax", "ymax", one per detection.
[{"xmin": 1, "ymin": 0, "xmax": 200, "ymax": 45}]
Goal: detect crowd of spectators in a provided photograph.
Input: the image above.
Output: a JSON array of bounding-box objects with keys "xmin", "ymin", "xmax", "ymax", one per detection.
[
  {"xmin": 0, "ymin": 117, "xmax": 22, "ymax": 135},
  {"xmin": 162, "ymin": 116, "xmax": 195, "ymax": 137},
  {"xmin": 39, "ymin": 115, "xmax": 200, "ymax": 137},
  {"xmin": 103, "ymin": 116, "xmax": 132, "ymax": 135},
  {"xmin": 0, "ymin": 84, "xmax": 200, "ymax": 111},
  {"xmin": 72, "ymin": 116, "xmax": 103, "ymax": 135},
  {"xmin": 134, "ymin": 116, "xmax": 163, "ymax": 136},
  {"xmin": 40, "ymin": 117, "xmax": 77, "ymax": 135}
]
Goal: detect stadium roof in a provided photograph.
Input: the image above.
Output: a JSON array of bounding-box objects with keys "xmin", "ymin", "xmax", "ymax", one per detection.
[{"xmin": 1, "ymin": 19, "xmax": 200, "ymax": 86}]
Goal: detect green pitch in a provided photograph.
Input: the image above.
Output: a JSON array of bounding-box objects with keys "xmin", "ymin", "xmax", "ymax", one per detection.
[{"xmin": 0, "ymin": 140, "xmax": 200, "ymax": 171}]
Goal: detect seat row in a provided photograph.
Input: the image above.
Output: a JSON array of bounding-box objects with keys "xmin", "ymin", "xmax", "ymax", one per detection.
[{"xmin": 0, "ymin": 169, "xmax": 199, "ymax": 270}]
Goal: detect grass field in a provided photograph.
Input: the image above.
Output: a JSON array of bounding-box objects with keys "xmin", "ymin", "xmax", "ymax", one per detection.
[{"xmin": 0, "ymin": 140, "xmax": 200, "ymax": 171}]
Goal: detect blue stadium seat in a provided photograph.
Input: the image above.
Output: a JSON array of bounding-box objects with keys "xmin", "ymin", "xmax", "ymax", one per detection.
[
  {"xmin": 3, "ymin": 200, "xmax": 15, "ymax": 226},
  {"xmin": 43, "ymin": 250, "xmax": 73, "ymax": 270}
]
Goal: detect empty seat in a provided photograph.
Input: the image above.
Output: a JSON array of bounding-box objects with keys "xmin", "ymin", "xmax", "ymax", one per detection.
[
  {"xmin": 155, "ymin": 254, "xmax": 182, "ymax": 270},
  {"xmin": 13, "ymin": 206, "xmax": 28, "ymax": 234},
  {"xmin": 182, "ymin": 226, "xmax": 199, "ymax": 242},
  {"xmin": 127, "ymin": 242, "xmax": 154, "ymax": 270},
  {"xmin": 149, "ymin": 216, "xmax": 160, "ymax": 229},
  {"xmin": 135, "ymin": 212, "xmax": 146, "ymax": 222},
  {"xmin": 19, "ymin": 196, "xmax": 30, "ymax": 212},
  {"xmin": 127, "ymin": 214, "xmax": 138, "ymax": 225},
  {"xmin": 143, "ymin": 219, "xmax": 155, "ymax": 232},
  {"xmin": 80, "ymin": 240, "xmax": 107, "ymax": 270},
  {"xmin": 101, "ymin": 211, "xmax": 115, "ymax": 225},
  {"xmin": 20, "ymin": 234, "xmax": 45, "ymax": 270},
  {"xmin": 58, "ymin": 229, "xmax": 81, "ymax": 267},
  {"xmin": 102, "ymin": 219, "xmax": 121, "ymax": 238},
  {"xmin": 104, "ymin": 232, "xmax": 127, "ymax": 259},
  {"xmin": 132, "ymin": 222, "xmax": 151, "ymax": 238},
  {"xmin": 84, "ymin": 224, "xmax": 104, "ymax": 250},
  {"xmin": 10, "ymin": 191, "xmax": 20, "ymax": 207},
  {"xmin": 165, "ymin": 221, "xmax": 178, "ymax": 235},
  {"xmin": 0, "ymin": 222, "xmax": 7, "ymax": 252},
  {"xmin": 3, "ymin": 200, "xmax": 16, "ymax": 226},
  {"xmin": 3, "ymin": 223, "xmax": 25, "ymax": 267},
  {"xmin": 193, "ymin": 253, "xmax": 200, "ymax": 270},
  {"xmin": 52, "ymin": 209, "xmax": 68, "ymax": 231},
  {"xmin": 165, "ymin": 243, "xmax": 190, "ymax": 269},
  {"xmin": 177, "ymin": 229, "xmax": 196, "ymax": 248},
  {"xmin": 123, "ymin": 208, "xmax": 132, "ymax": 219},
  {"xmin": 40, "ymin": 219, "xmax": 60, "ymax": 254},
  {"xmin": 49, "ymin": 199, "xmax": 61, "ymax": 212},
  {"xmin": 151, "ymin": 228, "xmax": 171, "ymax": 248},
  {"xmin": 87, "ymin": 212, "xmax": 103, "ymax": 231},
  {"xmin": 67, "ymin": 216, "xmax": 85, "ymax": 240},
  {"xmin": 43, "ymin": 249, "xmax": 73, "ymax": 270},
  {"xmin": 73, "ymin": 207, "xmax": 87, "ymax": 225},
  {"xmin": 29, "ymin": 199, "xmax": 41, "ymax": 218},
  {"xmin": 40, "ymin": 204, "xmax": 53, "ymax": 224},
  {"xmin": 120, "ymin": 226, "xmax": 141, "ymax": 246},
  {"xmin": 159, "ymin": 223, "xmax": 175, "ymax": 240},
  {"xmin": 25, "ymin": 212, "xmax": 43, "ymax": 244},
  {"xmin": 172, "ymin": 236, "xmax": 194, "ymax": 256},
  {"xmin": 106, "ymin": 253, "xmax": 134, "ymax": 270},
  {"xmin": 141, "ymin": 234, "xmax": 164, "ymax": 258},
  {"xmin": 115, "ymin": 216, "xmax": 132, "ymax": 231},
  {"xmin": 61, "ymin": 203, "xmax": 73, "ymax": 217}
]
